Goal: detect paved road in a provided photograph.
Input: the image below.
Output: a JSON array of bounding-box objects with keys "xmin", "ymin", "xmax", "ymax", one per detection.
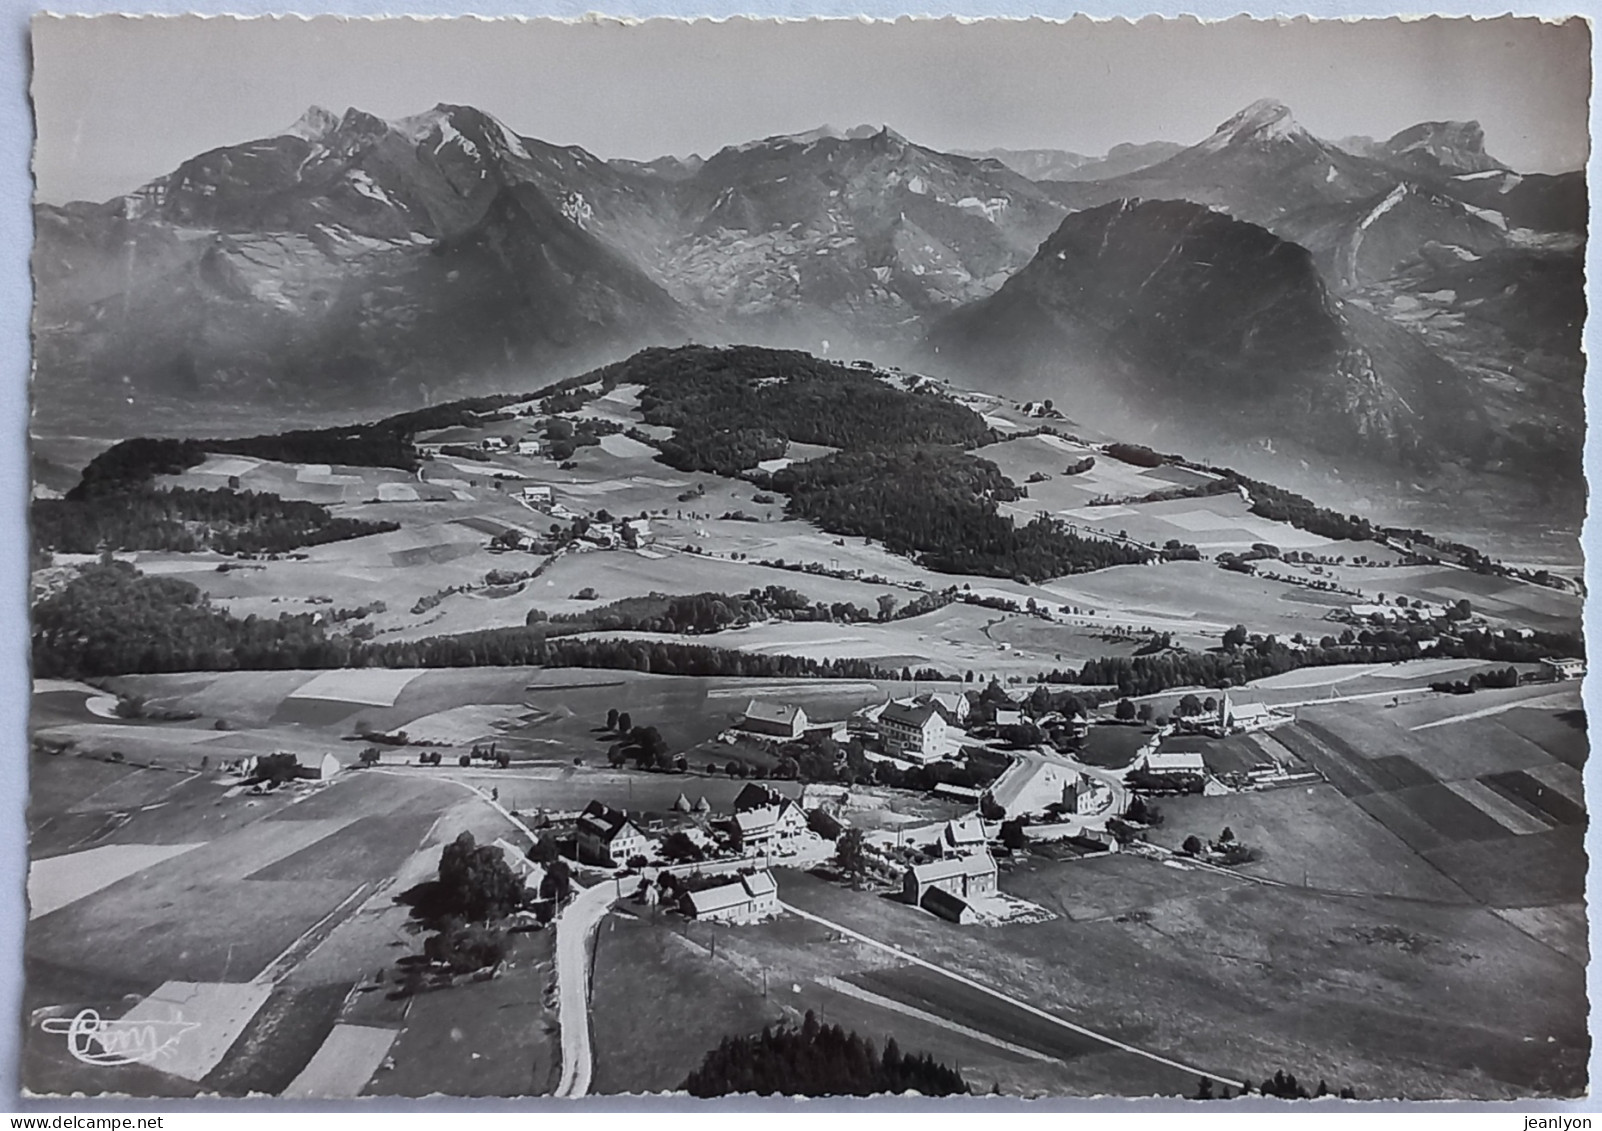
[
  {"xmin": 551, "ymin": 878, "xmax": 620, "ymax": 1099},
  {"xmin": 781, "ymin": 900, "xmax": 1246, "ymax": 1090}
]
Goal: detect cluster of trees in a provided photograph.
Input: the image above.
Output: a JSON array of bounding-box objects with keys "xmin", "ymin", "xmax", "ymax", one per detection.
[
  {"xmin": 1103, "ymin": 443, "xmax": 1168, "ymax": 468},
  {"xmin": 657, "ymin": 425, "xmax": 788, "ymax": 475},
  {"xmin": 33, "ymin": 485, "xmax": 397, "ymax": 555},
  {"xmin": 624, "ymin": 344, "xmax": 994, "ymax": 453},
  {"xmin": 543, "ymin": 416, "xmax": 612, "ymax": 461},
  {"xmin": 32, "ymin": 560, "xmax": 341, "ymax": 678},
  {"xmin": 436, "ymin": 830, "xmax": 526, "ymax": 921},
  {"xmin": 1431, "ymin": 666, "xmax": 1521, "ymax": 694},
  {"xmin": 1224, "ymin": 473, "xmax": 1377, "ymax": 542},
  {"xmin": 681, "ymin": 1014, "xmax": 970, "ymax": 1097},
  {"xmin": 776, "ymin": 447, "xmax": 1147, "ymax": 582}
]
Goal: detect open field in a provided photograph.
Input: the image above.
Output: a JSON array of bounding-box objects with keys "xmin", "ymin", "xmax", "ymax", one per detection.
[
  {"xmin": 364, "ymin": 931, "xmax": 560, "ymax": 1098},
  {"xmin": 590, "ymin": 909, "xmax": 789, "ymax": 1094},
  {"xmin": 778, "ymin": 860, "xmax": 1587, "ymax": 1098}
]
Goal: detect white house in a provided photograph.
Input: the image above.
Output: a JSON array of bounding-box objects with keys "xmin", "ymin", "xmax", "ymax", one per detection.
[
  {"xmin": 878, "ymin": 700, "xmax": 961, "ymax": 763},
  {"xmin": 576, "ymin": 801, "xmax": 648, "ymax": 866},
  {"xmin": 682, "ymin": 871, "xmax": 779, "ymax": 923},
  {"xmin": 520, "ymin": 485, "xmax": 554, "ymax": 505},
  {"xmin": 994, "ymin": 708, "xmax": 1023, "ymax": 728},
  {"xmin": 729, "ymin": 785, "xmax": 808, "ymax": 853},
  {"xmin": 516, "ymin": 438, "xmax": 543, "ymax": 456}
]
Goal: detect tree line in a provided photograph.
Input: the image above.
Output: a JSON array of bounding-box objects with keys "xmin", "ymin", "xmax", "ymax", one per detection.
[
  {"xmin": 33, "ymin": 485, "xmax": 397, "ymax": 555},
  {"xmin": 681, "ymin": 1013, "xmax": 970, "ymax": 1097}
]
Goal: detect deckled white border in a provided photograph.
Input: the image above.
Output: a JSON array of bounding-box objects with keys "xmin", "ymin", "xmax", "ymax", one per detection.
[{"xmin": 4, "ymin": 4, "xmax": 1599, "ymax": 1115}]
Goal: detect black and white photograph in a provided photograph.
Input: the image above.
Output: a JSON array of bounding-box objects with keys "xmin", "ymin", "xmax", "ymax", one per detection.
[{"xmin": 21, "ymin": 12, "xmax": 1592, "ymax": 1101}]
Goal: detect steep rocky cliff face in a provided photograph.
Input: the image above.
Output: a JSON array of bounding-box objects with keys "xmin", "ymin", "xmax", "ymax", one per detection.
[{"xmin": 925, "ymin": 198, "xmax": 1489, "ymax": 469}]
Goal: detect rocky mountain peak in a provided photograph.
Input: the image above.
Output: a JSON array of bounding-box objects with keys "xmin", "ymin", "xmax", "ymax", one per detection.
[
  {"xmin": 1201, "ymin": 98, "xmax": 1310, "ymax": 150},
  {"xmin": 285, "ymin": 104, "xmax": 339, "ymax": 143},
  {"xmin": 1380, "ymin": 119, "xmax": 1506, "ymax": 174}
]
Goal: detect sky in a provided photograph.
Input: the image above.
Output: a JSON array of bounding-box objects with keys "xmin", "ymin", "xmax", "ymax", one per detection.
[{"xmin": 31, "ymin": 13, "xmax": 1593, "ymax": 204}]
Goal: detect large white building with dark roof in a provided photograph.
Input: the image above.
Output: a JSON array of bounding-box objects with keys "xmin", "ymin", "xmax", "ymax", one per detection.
[{"xmin": 739, "ymin": 700, "xmax": 808, "ymax": 740}]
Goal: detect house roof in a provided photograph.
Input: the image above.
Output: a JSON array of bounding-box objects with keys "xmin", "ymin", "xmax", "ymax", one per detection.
[
  {"xmin": 1145, "ymin": 751, "xmax": 1206, "ymax": 772},
  {"xmin": 909, "ymin": 850, "xmax": 996, "ymax": 884},
  {"xmin": 741, "ymin": 871, "xmax": 777, "ymax": 898},
  {"xmin": 743, "ymin": 700, "xmax": 804, "ymax": 726},
  {"xmin": 920, "ymin": 885, "xmax": 972, "ymax": 919},
  {"xmin": 577, "ymin": 800, "xmax": 639, "ymax": 842},
  {"xmin": 1228, "ymin": 702, "xmax": 1272, "ymax": 720},
  {"xmin": 733, "ymin": 783, "xmax": 789, "ymax": 812},
  {"xmin": 880, "ymin": 700, "xmax": 943, "ymax": 730},
  {"xmin": 943, "ymin": 816, "xmax": 986, "ymax": 847},
  {"xmin": 686, "ymin": 870, "xmax": 776, "ymax": 915},
  {"xmin": 734, "ymin": 809, "xmax": 777, "ymax": 835}
]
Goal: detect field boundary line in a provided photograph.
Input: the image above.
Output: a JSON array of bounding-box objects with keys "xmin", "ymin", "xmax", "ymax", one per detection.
[{"xmin": 779, "ymin": 900, "xmax": 1246, "ymax": 1089}]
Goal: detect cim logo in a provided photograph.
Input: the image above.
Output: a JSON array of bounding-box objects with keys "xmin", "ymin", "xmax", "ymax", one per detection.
[{"xmin": 39, "ymin": 1008, "xmax": 199, "ymax": 1068}]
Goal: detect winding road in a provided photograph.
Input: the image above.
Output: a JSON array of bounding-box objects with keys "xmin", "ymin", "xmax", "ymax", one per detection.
[{"xmin": 551, "ymin": 878, "xmax": 618, "ymax": 1099}]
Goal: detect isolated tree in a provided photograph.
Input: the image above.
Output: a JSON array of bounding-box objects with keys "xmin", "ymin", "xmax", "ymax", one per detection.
[
  {"xmin": 1195, "ymin": 1077, "xmax": 1215, "ymax": 1101},
  {"xmin": 1219, "ymin": 826, "xmax": 1235, "ymax": 844},
  {"xmin": 835, "ymin": 828, "xmax": 869, "ymax": 889},
  {"xmin": 876, "ymin": 594, "xmax": 898, "ymax": 622},
  {"xmin": 1177, "ymin": 694, "xmax": 1203, "ymax": 717},
  {"xmin": 1115, "ymin": 698, "xmax": 1137, "ymax": 722},
  {"xmin": 607, "ymin": 707, "xmax": 620, "ymax": 731},
  {"xmin": 359, "ymin": 747, "xmax": 381, "ymax": 767},
  {"xmin": 1222, "ymin": 624, "xmax": 1249, "ymax": 650},
  {"xmin": 618, "ymin": 711, "xmax": 632, "ymax": 733},
  {"xmin": 1181, "ymin": 835, "xmax": 1203, "ymax": 856},
  {"xmin": 1136, "ymin": 703, "xmax": 1154, "ymax": 723},
  {"xmin": 528, "ymin": 835, "xmax": 559, "ymax": 865}
]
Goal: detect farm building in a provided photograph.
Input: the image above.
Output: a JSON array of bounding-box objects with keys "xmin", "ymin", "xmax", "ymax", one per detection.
[
  {"xmin": 682, "ymin": 871, "xmax": 779, "ymax": 923},
  {"xmin": 1137, "ymin": 749, "xmax": 1206, "ymax": 776},
  {"xmin": 739, "ymin": 700, "xmax": 808, "ymax": 740},
  {"xmin": 902, "ymin": 850, "xmax": 997, "ymax": 904},
  {"xmin": 878, "ymin": 700, "xmax": 961, "ymax": 763},
  {"xmin": 933, "ymin": 782, "xmax": 983, "ymax": 804},
  {"xmin": 919, "ymin": 885, "xmax": 981, "ymax": 924},
  {"xmin": 994, "ymin": 708, "xmax": 1023, "ymax": 728},
  {"xmin": 516, "ymin": 438, "xmax": 542, "ymax": 456},
  {"xmin": 1542, "ymin": 657, "xmax": 1587, "ymax": 681},
  {"xmin": 576, "ymin": 801, "xmax": 648, "ymax": 866},
  {"xmin": 521, "ymin": 485, "xmax": 554, "ymax": 505}
]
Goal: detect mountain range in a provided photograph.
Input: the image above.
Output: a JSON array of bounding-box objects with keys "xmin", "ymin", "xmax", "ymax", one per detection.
[{"xmin": 32, "ymin": 97, "xmax": 1586, "ymax": 500}]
